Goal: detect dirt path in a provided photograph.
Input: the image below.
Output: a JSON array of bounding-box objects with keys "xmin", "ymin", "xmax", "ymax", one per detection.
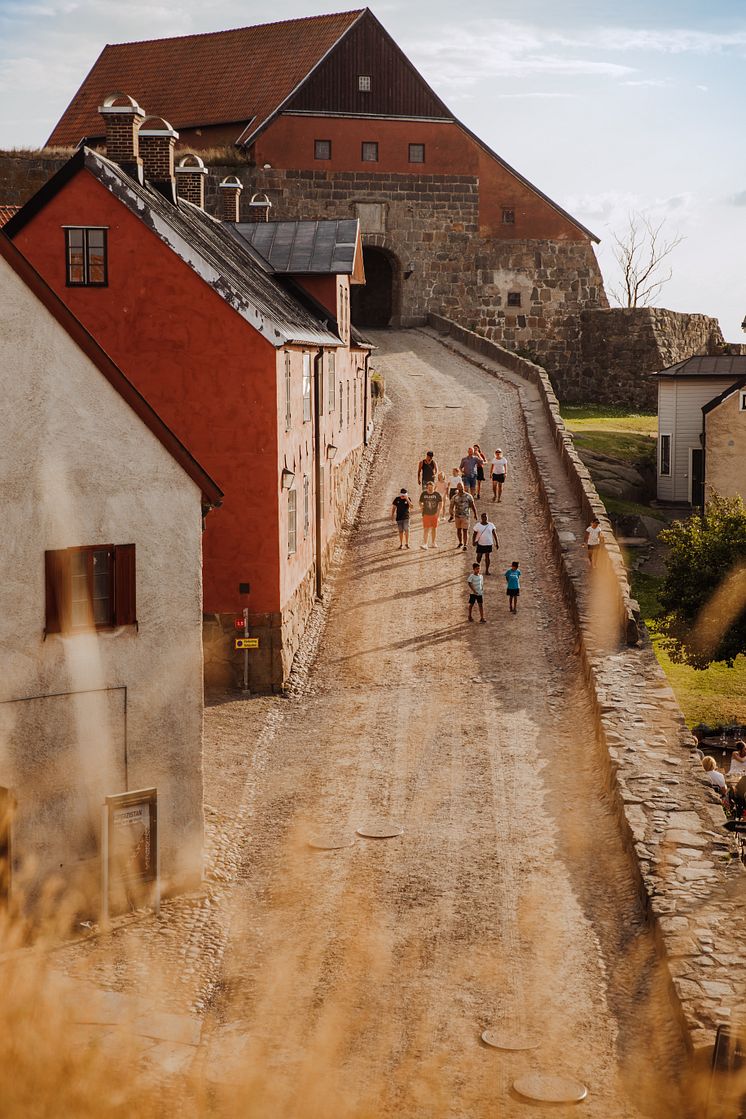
[{"xmin": 201, "ymin": 330, "xmax": 690, "ymax": 1117}]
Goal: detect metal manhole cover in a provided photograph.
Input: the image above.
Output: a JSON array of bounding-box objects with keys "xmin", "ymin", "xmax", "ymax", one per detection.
[
  {"xmin": 512, "ymin": 1074, "xmax": 588, "ymax": 1103},
  {"xmin": 307, "ymin": 836, "xmax": 355, "ymax": 850},
  {"xmin": 481, "ymin": 1030, "xmax": 539, "ymax": 1051},
  {"xmin": 356, "ymin": 823, "xmax": 404, "ymax": 839}
]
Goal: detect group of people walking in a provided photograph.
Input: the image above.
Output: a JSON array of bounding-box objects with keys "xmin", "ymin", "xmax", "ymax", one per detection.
[{"xmin": 390, "ymin": 444, "xmax": 520, "ymax": 623}]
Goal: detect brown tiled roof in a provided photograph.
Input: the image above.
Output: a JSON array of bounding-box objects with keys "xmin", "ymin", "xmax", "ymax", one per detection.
[
  {"xmin": 47, "ymin": 10, "xmax": 364, "ymax": 147},
  {"xmin": 0, "ymin": 206, "xmax": 19, "ymax": 227}
]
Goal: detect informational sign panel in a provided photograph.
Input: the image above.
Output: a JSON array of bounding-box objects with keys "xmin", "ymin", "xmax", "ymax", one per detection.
[
  {"xmin": 102, "ymin": 788, "xmax": 159, "ymax": 921},
  {"xmin": 235, "ymin": 637, "xmax": 259, "ymax": 649}
]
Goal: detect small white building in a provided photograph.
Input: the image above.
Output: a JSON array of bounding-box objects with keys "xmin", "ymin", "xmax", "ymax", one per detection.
[
  {"xmin": 0, "ymin": 236, "xmax": 222, "ymax": 918},
  {"xmin": 654, "ymin": 355, "xmax": 746, "ymax": 505}
]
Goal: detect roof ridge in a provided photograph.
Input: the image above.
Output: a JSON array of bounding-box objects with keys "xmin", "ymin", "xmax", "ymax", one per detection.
[{"xmin": 101, "ymin": 9, "xmax": 365, "ymax": 50}]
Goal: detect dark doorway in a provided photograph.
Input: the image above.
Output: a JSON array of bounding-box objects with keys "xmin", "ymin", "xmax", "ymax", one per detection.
[
  {"xmin": 691, "ymin": 448, "xmax": 704, "ymax": 508},
  {"xmin": 351, "ymin": 247, "xmax": 395, "ymax": 327},
  {"xmin": 0, "ymin": 788, "xmax": 11, "ymax": 907}
]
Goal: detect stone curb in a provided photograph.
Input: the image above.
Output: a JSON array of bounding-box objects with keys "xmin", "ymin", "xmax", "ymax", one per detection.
[{"xmin": 425, "ymin": 317, "xmax": 745, "ymax": 1082}]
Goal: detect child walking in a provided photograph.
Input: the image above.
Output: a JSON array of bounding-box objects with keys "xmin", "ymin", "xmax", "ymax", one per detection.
[
  {"xmin": 467, "ymin": 563, "xmax": 486, "ymax": 623},
  {"xmin": 505, "ymin": 561, "xmax": 521, "ymax": 613}
]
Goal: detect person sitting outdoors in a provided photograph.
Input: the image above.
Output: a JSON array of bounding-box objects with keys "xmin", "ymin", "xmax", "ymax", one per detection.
[
  {"xmin": 702, "ymin": 755, "xmax": 728, "ymax": 799},
  {"xmin": 729, "ymin": 741, "xmax": 746, "ymax": 780}
]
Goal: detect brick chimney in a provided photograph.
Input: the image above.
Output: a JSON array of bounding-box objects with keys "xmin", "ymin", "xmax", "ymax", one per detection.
[
  {"xmin": 175, "ymin": 153, "xmax": 208, "ymax": 209},
  {"xmin": 247, "ymin": 191, "xmax": 272, "ymax": 224},
  {"xmin": 218, "ymin": 175, "xmax": 243, "ymax": 222},
  {"xmin": 139, "ymin": 116, "xmax": 179, "ymax": 203},
  {"xmin": 98, "ymin": 92, "xmax": 145, "ymax": 181}
]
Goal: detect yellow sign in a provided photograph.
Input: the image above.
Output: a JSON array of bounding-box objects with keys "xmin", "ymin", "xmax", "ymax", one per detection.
[{"xmin": 235, "ymin": 637, "xmax": 259, "ymax": 650}]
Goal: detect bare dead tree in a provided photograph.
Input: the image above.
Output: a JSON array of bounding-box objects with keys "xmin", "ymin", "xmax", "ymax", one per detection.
[{"xmin": 609, "ymin": 212, "xmax": 685, "ymax": 307}]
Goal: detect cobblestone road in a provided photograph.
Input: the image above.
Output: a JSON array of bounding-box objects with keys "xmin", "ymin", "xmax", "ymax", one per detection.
[{"xmin": 194, "ymin": 330, "xmax": 690, "ymax": 1117}]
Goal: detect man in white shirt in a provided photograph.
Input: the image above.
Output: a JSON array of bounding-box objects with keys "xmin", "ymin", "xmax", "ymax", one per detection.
[
  {"xmin": 490, "ymin": 449, "xmax": 508, "ymax": 503},
  {"xmin": 584, "ymin": 518, "xmax": 604, "ymax": 567},
  {"xmin": 472, "ymin": 512, "xmax": 499, "ymax": 575}
]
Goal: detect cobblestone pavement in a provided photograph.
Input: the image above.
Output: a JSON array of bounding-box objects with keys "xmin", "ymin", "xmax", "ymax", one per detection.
[{"xmin": 51, "ymin": 331, "xmax": 691, "ymax": 1115}]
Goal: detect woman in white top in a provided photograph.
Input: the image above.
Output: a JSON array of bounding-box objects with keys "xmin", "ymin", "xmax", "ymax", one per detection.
[
  {"xmin": 490, "ymin": 449, "xmax": 508, "ymax": 503},
  {"xmin": 729, "ymin": 741, "xmax": 746, "ymax": 779},
  {"xmin": 703, "ymin": 755, "xmax": 727, "ymax": 795},
  {"xmin": 435, "ymin": 471, "xmax": 450, "ymax": 521}
]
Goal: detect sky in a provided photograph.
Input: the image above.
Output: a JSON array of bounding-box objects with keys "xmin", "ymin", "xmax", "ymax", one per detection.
[{"xmin": 1, "ymin": 0, "xmax": 744, "ymax": 338}]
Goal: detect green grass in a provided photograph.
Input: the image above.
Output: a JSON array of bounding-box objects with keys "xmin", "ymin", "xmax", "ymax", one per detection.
[
  {"xmin": 631, "ymin": 571, "xmax": 746, "ymax": 727},
  {"xmin": 560, "ymin": 404, "xmax": 657, "ymax": 466},
  {"xmin": 601, "ymin": 496, "xmax": 665, "ymax": 520}
]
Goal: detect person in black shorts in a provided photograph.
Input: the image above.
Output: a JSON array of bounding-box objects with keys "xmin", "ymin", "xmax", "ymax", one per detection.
[
  {"xmin": 505, "ymin": 561, "xmax": 521, "ymax": 613},
  {"xmin": 471, "ymin": 511, "xmax": 499, "ymax": 575},
  {"xmin": 467, "ymin": 563, "xmax": 486, "ymax": 623},
  {"xmin": 391, "ymin": 488, "xmax": 413, "ymax": 549}
]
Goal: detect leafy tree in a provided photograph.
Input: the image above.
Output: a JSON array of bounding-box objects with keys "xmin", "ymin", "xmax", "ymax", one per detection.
[
  {"xmin": 610, "ymin": 212, "xmax": 684, "ymax": 308},
  {"xmin": 657, "ymin": 495, "xmax": 746, "ymax": 668}
]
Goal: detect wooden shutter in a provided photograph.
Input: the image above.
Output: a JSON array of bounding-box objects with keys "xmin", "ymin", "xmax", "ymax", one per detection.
[
  {"xmin": 44, "ymin": 549, "xmax": 72, "ymax": 634},
  {"xmin": 114, "ymin": 544, "xmax": 137, "ymax": 626}
]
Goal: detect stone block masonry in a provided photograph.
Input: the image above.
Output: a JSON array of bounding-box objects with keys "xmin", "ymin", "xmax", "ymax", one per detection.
[{"xmin": 428, "ymin": 313, "xmax": 746, "ymax": 1091}]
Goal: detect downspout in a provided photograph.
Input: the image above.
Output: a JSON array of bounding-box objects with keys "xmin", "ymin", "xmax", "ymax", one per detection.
[
  {"xmin": 363, "ymin": 351, "xmax": 370, "ymax": 447},
  {"xmin": 313, "ymin": 350, "xmax": 324, "ymax": 600}
]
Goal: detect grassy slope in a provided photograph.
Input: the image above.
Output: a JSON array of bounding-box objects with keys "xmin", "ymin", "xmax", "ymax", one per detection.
[
  {"xmin": 632, "ymin": 571, "xmax": 746, "ymax": 727},
  {"xmin": 560, "ymin": 405, "xmax": 657, "ymax": 466}
]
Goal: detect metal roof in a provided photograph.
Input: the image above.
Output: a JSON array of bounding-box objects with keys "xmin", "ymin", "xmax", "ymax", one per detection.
[
  {"xmin": 654, "ymin": 355, "xmax": 746, "ymax": 378},
  {"xmin": 83, "ymin": 150, "xmax": 344, "ymax": 348},
  {"xmin": 702, "ymin": 378, "xmax": 746, "ymax": 416},
  {"xmin": 231, "ymin": 219, "xmax": 359, "ymax": 275}
]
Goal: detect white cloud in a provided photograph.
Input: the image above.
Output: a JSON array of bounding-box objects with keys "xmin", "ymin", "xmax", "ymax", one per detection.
[
  {"xmin": 495, "ymin": 91, "xmax": 577, "ymax": 100},
  {"xmin": 623, "ymin": 78, "xmax": 670, "ymax": 87}
]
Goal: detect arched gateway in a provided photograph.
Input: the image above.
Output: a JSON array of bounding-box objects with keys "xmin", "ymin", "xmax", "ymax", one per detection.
[{"xmin": 351, "ymin": 246, "xmax": 400, "ymax": 328}]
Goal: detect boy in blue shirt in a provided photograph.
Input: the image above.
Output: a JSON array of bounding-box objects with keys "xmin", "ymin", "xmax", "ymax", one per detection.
[{"xmin": 505, "ymin": 561, "xmax": 521, "ymax": 613}]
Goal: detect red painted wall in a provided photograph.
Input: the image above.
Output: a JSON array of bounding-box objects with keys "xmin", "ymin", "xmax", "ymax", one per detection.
[
  {"xmin": 13, "ymin": 169, "xmax": 282, "ymax": 615},
  {"xmin": 254, "ymin": 115, "xmax": 585, "ymax": 241}
]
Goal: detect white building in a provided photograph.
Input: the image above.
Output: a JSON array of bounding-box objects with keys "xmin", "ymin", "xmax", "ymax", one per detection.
[
  {"xmin": 654, "ymin": 355, "xmax": 746, "ymax": 505},
  {"xmin": 0, "ymin": 236, "xmax": 222, "ymax": 919}
]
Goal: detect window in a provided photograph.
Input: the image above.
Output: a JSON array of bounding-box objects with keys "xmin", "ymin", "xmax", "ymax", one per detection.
[
  {"xmin": 287, "ymin": 490, "xmax": 297, "ymax": 555},
  {"xmin": 302, "ymin": 353, "xmax": 312, "ymax": 422},
  {"xmin": 659, "ymin": 434, "xmax": 672, "ymax": 476},
  {"xmin": 328, "ymin": 352, "xmax": 336, "ymax": 411},
  {"xmin": 346, "ymin": 381, "xmax": 350, "ymax": 427},
  {"xmin": 339, "ymin": 382, "xmax": 343, "ymax": 430},
  {"xmin": 303, "ymin": 475, "xmax": 310, "ymax": 535},
  {"xmin": 361, "ymin": 142, "xmax": 379, "ymax": 163},
  {"xmin": 314, "ymin": 139, "xmax": 331, "ymax": 160},
  {"xmin": 507, "ymin": 292, "xmax": 522, "ymax": 308},
  {"xmin": 353, "ymin": 378, "xmax": 357, "ymax": 422},
  {"xmin": 65, "ymin": 228, "xmax": 107, "ymax": 286},
  {"xmin": 284, "ymin": 354, "xmax": 292, "ymax": 431},
  {"xmin": 501, "ymin": 208, "xmax": 516, "ymax": 225},
  {"xmin": 320, "ymin": 466, "xmax": 325, "ymax": 518},
  {"xmin": 408, "ymin": 143, "xmax": 425, "ymax": 164},
  {"xmin": 740, "ymin": 391, "xmax": 746, "ymax": 412},
  {"xmin": 45, "ymin": 544, "xmax": 136, "ymax": 634},
  {"xmin": 358, "ymin": 75, "xmax": 371, "ymax": 92}
]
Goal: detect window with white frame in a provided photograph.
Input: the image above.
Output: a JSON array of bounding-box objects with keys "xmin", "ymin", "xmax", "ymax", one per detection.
[
  {"xmin": 358, "ymin": 75, "xmax": 371, "ymax": 92},
  {"xmin": 339, "ymin": 382, "xmax": 343, "ymax": 430},
  {"xmin": 659, "ymin": 434, "xmax": 671, "ymax": 476},
  {"xmin": 303, "ymin": 475, "xmax": 310, "ymax": 534},
  {"xmin": 320, "ymin": 466, "xmax": 325, "ymax": 518},
  {"xmin": 740, "ymin": 391, "xmax": 746, "ymax": 412},
  {"xmin": 346, "ymin": 381, "xmax": 350, "ymax": 427},
  {"xmin": 302, "ymin": 353, "xmax": 312, "ymax": 421},
  {"xmin": 328, "ymin": 351, "xmax": 336, "ymax": 411},
  {"xmin": 353, "ymin": 377, "xmax": 357, "ymax": 422},
  {"xmin": 287, "ymin": 489, "xmax": 297, "ymax": 554},
  {"xmin": 284, "ymin": 354, "xmax": 291, "ymax": 430}
]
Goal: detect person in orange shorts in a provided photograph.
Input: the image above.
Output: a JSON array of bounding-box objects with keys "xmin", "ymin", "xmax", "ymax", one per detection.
[{"xmin": 418, "ymin": 481, "xmax": 442, "ymax": 549}]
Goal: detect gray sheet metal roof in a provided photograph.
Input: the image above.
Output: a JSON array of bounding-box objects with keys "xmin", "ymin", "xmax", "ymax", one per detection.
[
  {"xmin": 231, "ymin": 219, "xmax": 359, "ymax": 274},
  {"xmin": 85, "ymin": 150, "xmax": 343, "ymax": 349},
  {"xmin": 654, "ymin": 355, "xmax": 746, "ymax": 378}
]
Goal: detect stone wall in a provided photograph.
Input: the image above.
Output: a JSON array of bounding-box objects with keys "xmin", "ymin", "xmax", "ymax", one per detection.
[
  {"xmin": 578, "ymin": 306, "xmax": 726, "ymax": 409},
  {"xmin": 428, "ymin": 313, "xmax": 746, "ymax": 1088},
  {"xmin": 0, "ymin": 151, "xmax": 67, "ymax": 208},
  {"xmin": 206, "ymin": 163, "xmax": 608, "ymax": 396}
]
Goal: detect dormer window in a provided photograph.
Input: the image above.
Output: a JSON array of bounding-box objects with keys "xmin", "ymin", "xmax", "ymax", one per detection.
[
  {"xmin": 65, "ymin": 227, "xmax": 108, "ymax": 286},
  {"xmin": 502, "ymin": 208, "xmax": 516, "ymax": 225},
  {"xmin": 358, "ymin": 75, "xmax": 371, "ymax": 92}
]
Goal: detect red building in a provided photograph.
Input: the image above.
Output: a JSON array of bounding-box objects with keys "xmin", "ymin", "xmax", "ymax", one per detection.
[
  {"xmin": 46, "ymin": 9, "xmax": 607, "ymax": 388},
  {"xmin": 8, "ymin": 98, "xmax": 371, "ymax": 689}
]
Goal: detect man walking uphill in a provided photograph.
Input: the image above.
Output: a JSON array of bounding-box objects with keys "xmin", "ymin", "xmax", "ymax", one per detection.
[
  {"xmin": 459, "ymin": 447, "xmax": 480, "ymax": 495},
  {"xmin": 419, "ymin": 481, "xmax": 442, "ymax": 549},
  {"xmin": 472, "ymin": 512, "xmax": 499, "ymax": 574},
  {"xmin": 449, "ymin": 482, "xmax": 477, "ymax": 550},
  {"xmin": 417, "ymin": 450, "xmax": 438, "ymax": 488}
]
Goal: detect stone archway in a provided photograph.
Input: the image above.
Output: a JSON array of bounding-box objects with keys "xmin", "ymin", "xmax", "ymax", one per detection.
[{"xmin": 351, "ymin": 246, "xmax": 400, "ymax": 328}]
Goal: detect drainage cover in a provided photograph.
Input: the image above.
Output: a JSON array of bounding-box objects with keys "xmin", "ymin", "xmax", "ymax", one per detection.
[
  {"xmin": 307, "ymin": 836, "xmax": 355, "ymax": 850},
  {"xmin": 512, "ymin": 1074, "xmax": 588, "ymax": 1104},
  {"xmin": 356, "ymin": 823, "xmax": 404, "ymax": 838},
  {"xmin": 481, "ymin": 1030, "xmax": 539, "ymax": 1051}
]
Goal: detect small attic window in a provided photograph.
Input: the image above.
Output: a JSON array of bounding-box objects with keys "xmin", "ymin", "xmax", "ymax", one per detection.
[
  {"xmin": 358, "ymin": 75, "xmax": 371, "ymax": 92},
  {"xmin": 507, "ymin": 291, "xmax": 522, "ymax": 308},
  {"xmin": 502, "ymin": 208, "xmax": 516, "ymax": 225},
  {"xmin": 740, "ymin": 391, "xmax": 746, "ymax": 412}
]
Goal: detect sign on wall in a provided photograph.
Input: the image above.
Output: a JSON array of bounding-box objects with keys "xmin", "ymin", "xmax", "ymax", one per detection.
[{"xmin": 102, "ymin": 787, "xmax": 159, "ymax": 921}]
